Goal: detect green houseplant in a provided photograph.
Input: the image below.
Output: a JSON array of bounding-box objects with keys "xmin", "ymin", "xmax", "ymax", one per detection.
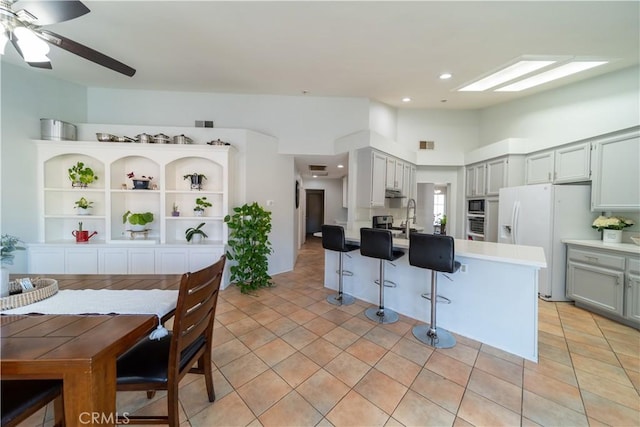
[
  {"xmin": 183, "ymin": 173, "xmax": 207, "ymax": 190},
  {"xmin": 122, "ymin": 211, "xmax": 154, "ymax": 231},
  {"xmin": 1, "ymin": 234, "xmax": 25, "ymax": 297},
  {"xmin": 194, "ymin": 197, "xmax": 212, "ymax": 216},
  {"xmin": 68, "ymin": 161, "xmax": 98, "ymax": 188},
  {"xmin": 74, "ymin": 197, "xmax": 93, "ymax": 215},
  {"xmin": 185, "ymin": 222, "xmax": 208, "ymax": 243},
  {"xmin": 224, "ymin": 202, "xmax": 273, "ymax": 294}
]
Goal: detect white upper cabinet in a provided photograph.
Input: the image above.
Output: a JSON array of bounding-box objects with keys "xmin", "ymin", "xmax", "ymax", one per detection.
[
  {"xmin": 525, "ymin": 151, "xmax": 555, "ymax": 184},
  {"xmin": 357, "ymin": 149, "xmax": 387, "ymax": 207},
  {"xmin": 525, "ymin": 141, "xmax": 591, "ymax": 185},
  {"xmin": 486, "ymin": 158, "xmax": 508, "ymax": 196},
  {"xmin": 554, "ymin": 142, "xmax": 591, "ymax": 183},
  {"xmin": 465, "ymin": 163, "xmax": 486, "ymax": 197},
  {"xmin": 591, "ymin": 129, "xmax": 640, "ymax": 211}
]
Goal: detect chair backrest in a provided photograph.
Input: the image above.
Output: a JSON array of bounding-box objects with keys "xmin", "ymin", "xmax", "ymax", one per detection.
[
  {"xmin": 360, "ymin": 228, "xmax": 394, "ymax": 260},
  {"xmin": 409, "ymin": 233, "xmax": 456, "ymax": 273},
  {"xmin": 169, "ymin": 255, "xmax": 225, "ymax": 382},
  {"xmin": 322, "ymin": 224, "xmax": 347, "ymax": 252}
]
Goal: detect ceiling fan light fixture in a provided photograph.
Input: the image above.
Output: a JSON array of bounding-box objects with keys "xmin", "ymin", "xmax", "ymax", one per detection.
[{"xmin": 14, "ymin": 26, "xmax": 50, "ymax": 62}]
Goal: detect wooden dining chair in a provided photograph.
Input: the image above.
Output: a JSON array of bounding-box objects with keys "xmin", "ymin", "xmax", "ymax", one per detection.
[
  {"xmin": 116, "ymin": 255, "xmax": 226, "ymax": 426},
  {"xmin": 1, "ymin": 379, "xmax": 64, "ymax": 427}
]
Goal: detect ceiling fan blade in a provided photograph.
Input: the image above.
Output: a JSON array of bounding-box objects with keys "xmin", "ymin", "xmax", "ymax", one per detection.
[
  {"xmin": 9, "ymin": 36, "xmax": 53, "ymax": 69},
  {"xmin": 37, "ymin": 30, "xmax": 136, "ymax": 77},
  {"xmin": 15, "ymin": 0, "xmax": 90, "ymax": 25}
]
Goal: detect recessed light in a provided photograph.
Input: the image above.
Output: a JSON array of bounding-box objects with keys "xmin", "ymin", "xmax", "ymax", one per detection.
[
  {"xmin": 337, "ymin": 164, "xmax": 344, "ymax": 168},
  {"xmin": 439, "ymin": 73, "xmax": 452, "ymax": 79},
  {"xmin": 401, "ymin": 97, "xmax": 412, "ymax": 103},
  {"xmin": 312, "ymin": 174, "xmax": 317, "ymax": 178}
]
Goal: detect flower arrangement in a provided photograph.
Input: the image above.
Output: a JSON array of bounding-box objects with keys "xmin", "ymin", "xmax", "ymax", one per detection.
[
  {"xmin": 1, "ymin": 234, "xmax": 25, "ymax": 265},
  {"xmin": 126, "ymin": 172, "xmax": 153, "ymax": 181},
  {"xmin": 592, "ymin": 216, "xmax": 634, "ymax": 232}
]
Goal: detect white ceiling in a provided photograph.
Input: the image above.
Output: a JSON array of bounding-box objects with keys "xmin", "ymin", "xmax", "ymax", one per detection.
[{"xmin": 3, "ymin": 1, "xmax": 639, "ymax": 179}]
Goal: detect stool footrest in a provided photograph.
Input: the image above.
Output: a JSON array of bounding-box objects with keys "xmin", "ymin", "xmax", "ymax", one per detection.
[
  {"xmin": 335, "ymin": 269, "xmax": 354, "ymax": 277},
  {"xmin": 374, "ymin": 279, "xmax": 397, "ymax": 288},
  {"xmin": 420, "ymin": 293, "xmax": 451, "ymax": 304}
]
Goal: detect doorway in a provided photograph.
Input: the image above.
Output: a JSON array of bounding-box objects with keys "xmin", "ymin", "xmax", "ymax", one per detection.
[{"xmin": 305, "ymin": 189, "xmax": 324, "ymax": 235}]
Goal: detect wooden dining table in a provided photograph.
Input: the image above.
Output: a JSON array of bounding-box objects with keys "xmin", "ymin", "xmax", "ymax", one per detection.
[{"xmin": 0, "ymin": 274, "xmax": 182, "ymax": 427}]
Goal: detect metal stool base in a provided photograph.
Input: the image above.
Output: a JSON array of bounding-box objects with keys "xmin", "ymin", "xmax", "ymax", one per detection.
[
  {"xmin": 365, "ymin": 307, "xmax": 399, "ymax": 324},
  {"xmin": 326, "ymin": 293, "xmax": 355, "ymax": 306},
  {"xmin": 412, "ymin": 324, "xmax": 456, "ymax": 349}
]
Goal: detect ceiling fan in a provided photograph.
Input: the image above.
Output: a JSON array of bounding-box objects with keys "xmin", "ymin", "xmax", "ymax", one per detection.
[{"xmin": 0, "ymin": 0, "xmax": 135, "ymax": 76}]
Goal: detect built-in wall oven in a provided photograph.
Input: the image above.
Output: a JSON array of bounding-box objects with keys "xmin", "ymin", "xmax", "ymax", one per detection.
[{"xmin": 467, "ymin": 199, "xmax": 485, "ymax": 241}]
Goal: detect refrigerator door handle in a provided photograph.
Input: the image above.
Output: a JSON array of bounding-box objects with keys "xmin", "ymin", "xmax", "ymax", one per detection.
[
  {"xmin": 513, "ymin": 201, "xmax": 520, "ymax": 245},
  {"xmin": 509, "ymin": 201, "xmax": 517, "ymax": 244}
]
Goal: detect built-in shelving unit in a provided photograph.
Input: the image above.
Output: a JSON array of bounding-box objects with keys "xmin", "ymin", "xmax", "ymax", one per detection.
[{"xmin": 29, "ymin": 124, "xmax": 238, "ymax": 275}]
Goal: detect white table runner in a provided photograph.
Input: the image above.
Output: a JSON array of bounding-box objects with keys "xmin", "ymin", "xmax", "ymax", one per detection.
[{"xmin": 2, "ymin": 289, "xmax": 179, "ymax": 339}]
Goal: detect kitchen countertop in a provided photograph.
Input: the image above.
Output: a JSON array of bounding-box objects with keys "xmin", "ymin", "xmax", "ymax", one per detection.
[
  {"xmin": 340, "ymin": 229, "xmax": 547, "ymax": 268},
  {"xmin": 563, "ymin": 239, "xmax": 640, "ymax": 255}
]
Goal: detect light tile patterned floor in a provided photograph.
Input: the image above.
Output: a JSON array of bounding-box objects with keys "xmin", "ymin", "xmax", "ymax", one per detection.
[{"xmin": 28, "ymin": 237, "xmax": 640, "ymax": 426}]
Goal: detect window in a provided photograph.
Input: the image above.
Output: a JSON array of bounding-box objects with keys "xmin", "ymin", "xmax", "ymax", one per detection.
[{"xmin": 433, "ymin": 192, "xmax": 445, "ymax": 225}]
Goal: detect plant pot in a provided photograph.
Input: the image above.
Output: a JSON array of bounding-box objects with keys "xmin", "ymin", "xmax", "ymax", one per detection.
[
  {"xmin": 130, "ymin": 224, "xmax": 146, "ymax": 232},
  {"xmin": 72, "ymin": 181, "xmax": 87, "ymax": 188},
  {"xmin": 132, "ymin": 179, "xmax": 150, "ymax": 190},
  {"xmin": 171, "ymin": 211, "xmax": 180, "ymax": 217},
  {"xmin": 77, "ymin": 207, "xmax": 90, "ymax": 216},
  {"xmin": 191, "ymin": 234, "xmax": 203, "ymax": 244},
  {"xmin": 602, "ymin": 229, "xmax": 622, "ymax": 244},
  {"xmin": 194, "ymin": 210, "xmax": 204, "ymax": 217}
]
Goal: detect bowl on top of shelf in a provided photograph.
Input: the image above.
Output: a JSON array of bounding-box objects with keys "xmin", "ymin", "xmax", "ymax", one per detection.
[{"xmin": 127, "ymin": 172, "xmax": 153, "ymax": 190}]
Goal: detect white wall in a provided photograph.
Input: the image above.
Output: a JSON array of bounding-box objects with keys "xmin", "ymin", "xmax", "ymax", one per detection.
[
  {"xmin": 1, "ymin": 63, "xmax": 87, "ymax": 273},
  {"xmin": 369, "ymin": 100, "xmax": 398, "ymax": 142},
  {"xmin": 479, "ymin": 66, "xmax": 640, "ymax": 150},
  {"xmin": 397, "ymin": 109, "xmax": 481, "ymax": 166},
  {"xmin": 303, "ymin": 178, "xmax": 347, "ymax": 226},
  {"xmin": 86, "ymin": 88, "xmax": 370, "ymax": 156}
]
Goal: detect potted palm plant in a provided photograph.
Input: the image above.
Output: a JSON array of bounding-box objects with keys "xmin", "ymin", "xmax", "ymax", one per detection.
[{"xmin": 185, "ymin": 223, "xmax": 208, "ymax": 243}]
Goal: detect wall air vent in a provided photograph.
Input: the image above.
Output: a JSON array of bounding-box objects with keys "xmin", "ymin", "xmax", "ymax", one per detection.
[
  {"xmin": 308, "ymin": 165, "xmax": 327, "ymax": 171},
  {"xmin": 419, "ymin": 140, "xmax": 435, "ymax": 150}
]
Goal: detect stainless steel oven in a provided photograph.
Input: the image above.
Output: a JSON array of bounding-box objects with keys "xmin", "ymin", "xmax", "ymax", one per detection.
[{"xmin": 372, "ymin": 215, "xmax": 393, "ymax": 229}]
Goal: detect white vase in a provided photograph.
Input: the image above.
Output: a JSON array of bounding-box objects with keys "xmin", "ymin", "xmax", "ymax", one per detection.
[
  {"xmin": 77, "ymin": 207, "xmax": 90, "ymax": 215},
  {"xmin": 1, "ymin": 267, "xmax": 10, "ymax": 298},
  {"xmin": 194, "ymin": 210, "xmax": 204, "ymax": 217},
  {"xmin": 191, "ymin": 234, "xmax": 203, "ymax": 244},
  {"xmin": 130, "ymin": 224, "xmax": 146, "ymax": 232},
  {"xmin": 602, "ymin": 229, "xmax": 622, "ymax": 244}
]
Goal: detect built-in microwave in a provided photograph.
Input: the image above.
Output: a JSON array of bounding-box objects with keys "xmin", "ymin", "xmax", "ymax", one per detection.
[{"xmin": 468, "ymin": 199, "xmax": 485, "ymax": 214}]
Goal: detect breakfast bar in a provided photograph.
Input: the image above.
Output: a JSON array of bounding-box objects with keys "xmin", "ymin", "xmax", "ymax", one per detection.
[{"xmin": 322, "ymin": 231, "xmax": 547, "ymax": 362}]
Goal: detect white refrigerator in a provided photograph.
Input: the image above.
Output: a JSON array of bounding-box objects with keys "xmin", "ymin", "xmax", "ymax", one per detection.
[{"xmin": 498, "ymin": 183, "xmax": 594, "ymax": 301}]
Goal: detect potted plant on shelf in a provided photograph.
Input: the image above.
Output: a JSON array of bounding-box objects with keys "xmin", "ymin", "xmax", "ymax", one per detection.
[
  {"xmin": 194, "ymin": 197, "xmax": 212, "ymax": 216},
  {"xmin": 183, "ymin": 173, "xmax": 207, "ymax": 190},
  {"xmin": 592, "ymin": 215, "xmax": 634, "ymax": 243},
  {"xmin": 171, "ymin": 203, "xmax": 180, "ymax": 217},
  {"xmin": 74, "ymin": 197, "xmax": 93, "ymax": 215},
  {"xmin": 122, "ymin": 210, "xmax": 154, "ymax": 232},
  {"xmin": 185, "ymin": 222, "xmax": 208, "ymax": 244},
  {"xmin": 224, "ymin": 202, "xmax": 273, "ymax": 294},
  {"xmin": 1, "ymin": 234, "xmax": 25, "ymax": 297},
  {"xmin": 126, "ymin": 172, "xmax": 154, "ymax": 190},
  {"xmin": 68, "ymin": 161, "xmax": 98, "ymax": 188}
]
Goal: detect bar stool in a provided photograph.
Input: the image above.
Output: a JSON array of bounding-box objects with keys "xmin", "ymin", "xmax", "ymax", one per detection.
[
  {"xmin": 409, "ymin": 232, "xmax": 460, "ymax": 349},
  {"xmin": 360, "ymin": 227, "xmax": 405, "ymax": 324},
  {"xmin": 322, "ymin": 224, "xmax": 359, "ymax": 305}
]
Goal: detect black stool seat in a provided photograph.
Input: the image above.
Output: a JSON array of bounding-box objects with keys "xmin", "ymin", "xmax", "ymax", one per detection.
[
  {"xmin": 322, "ymin": 225, "xmax": 359, "ymax": 305},
  {"xmin": 360, "ymin": 228, "xmax": 405, "ymax": 324},
  {"xmin": 409, "ymin": 232, "xmax": 460, "ymax": 349},
  {"xmin": 1, "ymin": 380, "xmax": 63, "ymax": 427}
]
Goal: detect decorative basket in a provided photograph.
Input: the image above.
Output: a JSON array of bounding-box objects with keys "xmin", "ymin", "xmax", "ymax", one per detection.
[{"xmin": 1, "ymin": 278, "xmax": 58, "ymax": 311}]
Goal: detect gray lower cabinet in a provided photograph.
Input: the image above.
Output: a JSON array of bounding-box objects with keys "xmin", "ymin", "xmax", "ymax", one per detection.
[{"xmin": 566, "ymin": 245, "xmax": 639, "ymax": 327}]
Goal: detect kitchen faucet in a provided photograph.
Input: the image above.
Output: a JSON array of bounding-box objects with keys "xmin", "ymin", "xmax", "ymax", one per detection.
[{"xmin": 405, "ymin": 198, "xmax": 416, "ymax": 236}]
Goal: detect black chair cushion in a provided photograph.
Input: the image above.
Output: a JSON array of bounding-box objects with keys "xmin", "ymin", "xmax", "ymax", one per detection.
[
  {"xmin": 117, "ymin": 333, "xmax": 206, "ymax": 385},
  {"xmin": 321, "ymin": 225, "xmax": 359, "ymax": 253},
  {"xmin": 1, "ymin": 380, "xmax": 61, "ymax": 426},
  {"xmin": 409, "ymin": 232, "xmax": 457, "ymax": 273},
  {"xmin": 360, "ymin": 228, "xmax": 405, "ymax": 261}
]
